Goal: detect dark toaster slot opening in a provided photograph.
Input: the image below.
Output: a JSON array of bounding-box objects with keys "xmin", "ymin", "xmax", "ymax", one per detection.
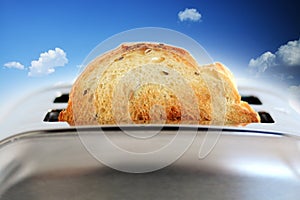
[
  {"xmin": 56, "ymin": 94, "xmax": 262, "ymax": 105},
  {"xmin": 44, "ymin": 109, "xmax": 63, "ymax": 122},
  {"xmin": 258, "ymin": 111, "xmax": 274, "ymax": 123},
  {"xmin": 44, "ymin": 110, "xmax": 275, "ymax": 124},
  {"xmin": 241, "ymin": 96, "xmax": 262, "ymax": 105},
  {"xmin": 54, "ymin": 94, "xmax": 69, "ymax": 103}
]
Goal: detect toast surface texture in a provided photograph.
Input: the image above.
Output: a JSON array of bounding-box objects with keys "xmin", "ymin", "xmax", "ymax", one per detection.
[{"xmin": 59, "ymin": 43, "xmax": 260, "ymax": 126}]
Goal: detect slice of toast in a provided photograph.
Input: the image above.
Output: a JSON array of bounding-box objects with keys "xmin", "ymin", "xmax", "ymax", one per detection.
[{"xmin": 59, "ymin": 43, "xmax": 260, "ymax": 126}]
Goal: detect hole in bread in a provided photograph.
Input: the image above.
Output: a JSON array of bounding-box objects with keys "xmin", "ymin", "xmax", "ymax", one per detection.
[
  {"xmin": 83, "ymin": 89, "xmax": 88, "ymax": 96},
  {"xmin": 114, "ymin": 56, "xmax": 124, "ymax": 62},
  {"xmin": 144, "ymin": 48, "xmax": 152, "ymax": 54},
  {"xmin": 161, "ymin": 70, "xmax": 169, "ymax": 75}
]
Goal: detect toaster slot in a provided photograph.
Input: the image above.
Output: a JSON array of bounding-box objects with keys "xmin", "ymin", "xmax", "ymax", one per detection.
[
  {"xmin": 241, "ymin": 95, "xmax": 262, "ymax": 105},
  {"xmin": 44, "ymin": 109, "xmax": 63, "ymax": 122},
  {"xmin": 55, "ymin": 94, "xmax": 263, "ymax": 105},
  {"xmin": 55, "ymin": 94, "xmax": 264, "ymax": 105},
  {"xmin": 44, "ymin": 109, "xmax": 275, "ymax": 124},
  {"xmin": 48, "ymin": 93, "xmax": 273, "ymax": 124},
  {"xmin": 53, "ymin": 94, "xmax": 69, "ymax": 103},
  {"xmin": 258, "ymin": 111, "xmax": 274, "ymax": 123}
]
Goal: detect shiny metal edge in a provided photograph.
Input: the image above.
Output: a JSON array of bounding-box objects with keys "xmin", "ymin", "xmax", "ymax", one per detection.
[{"xmin": 1, "ymin": 125, "xmax": 294, "ymax": 149}]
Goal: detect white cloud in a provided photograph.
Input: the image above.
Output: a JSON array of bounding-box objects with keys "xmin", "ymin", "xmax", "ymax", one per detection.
[
  {"xmin": 249, "ymin": 51, "xmax": 276, "ymax": 74},
  {"xmin": 178, "ymin": 8, "xmax": 201, "ymax": 22},
  {"xmin": 277, "ymin": 39, "xmax": 300, "ymax": 66},
  {"xmin": 3, "ymin": 61, "xmax": 25, "ymax": 70},
  {"xmin": 249, "ymin": 38, "xmax": 300, "ymax": 75},
  {"xmin": 28, "ymin": 47, "xmax": 68, "ymax": 77}
]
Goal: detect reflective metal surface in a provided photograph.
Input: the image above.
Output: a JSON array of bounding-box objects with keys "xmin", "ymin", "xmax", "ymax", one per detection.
[
  {"xmin": 1, "ymin": 84, "xmax": 300, "ymax": 199},
  {"xmin": 0, "ymin": 128, "xmax": 300, "ymax": 200}
]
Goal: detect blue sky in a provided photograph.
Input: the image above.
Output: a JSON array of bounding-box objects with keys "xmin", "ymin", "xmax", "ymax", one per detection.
[{"xmin": 1, "ymin": 0, "xmax": 300, "ymax": 114}]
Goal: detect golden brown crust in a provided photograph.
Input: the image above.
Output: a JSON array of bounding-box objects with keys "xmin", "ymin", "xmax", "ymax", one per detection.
[
  {"xmin": 58, "ymin": 101, "xmax": 75, "ymax": 125},
  {"xmin": 59, "ymin": 42, "xmax": 260, "ymax": 126}
]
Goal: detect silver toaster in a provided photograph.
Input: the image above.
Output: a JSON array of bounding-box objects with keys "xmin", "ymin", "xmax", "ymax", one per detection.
[{"xmin": 1, "ymin": 81, "xmax": 300, "ymax": 200}]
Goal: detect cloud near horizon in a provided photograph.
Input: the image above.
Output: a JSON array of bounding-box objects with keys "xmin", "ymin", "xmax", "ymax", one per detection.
[
  {"xmin": 249, "ymin": 38, "xmax": 300, "ymax": 76},
  {"xmin": 3, "ymin": 61, "xmax": 25, "ymax": 70},
  {"xmin": 178, "ymin": 8, "xmax": 201, "ymax": 22}
]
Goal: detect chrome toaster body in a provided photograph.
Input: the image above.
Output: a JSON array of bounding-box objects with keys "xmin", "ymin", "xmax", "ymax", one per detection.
[{"xmin": 0, "ymin": 83, "xmax": 300, "ymax": 200}]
